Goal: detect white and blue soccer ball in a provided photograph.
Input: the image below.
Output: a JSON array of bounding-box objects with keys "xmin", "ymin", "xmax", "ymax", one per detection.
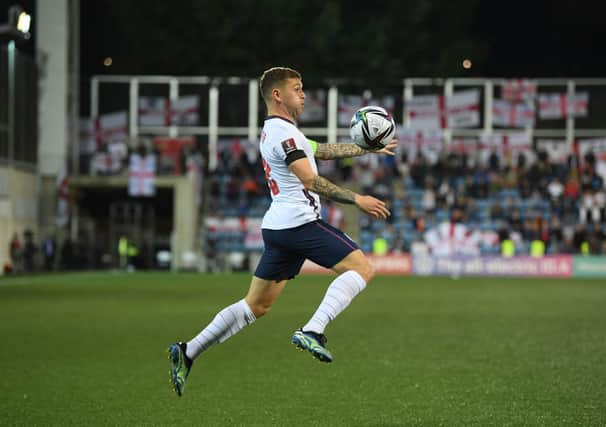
[{"xmin": 349, "ymin": 106, "xmax": 396, "ymax": 150}]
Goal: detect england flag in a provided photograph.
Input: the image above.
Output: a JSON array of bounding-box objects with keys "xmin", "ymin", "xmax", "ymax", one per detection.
[
  {"xmin": 128, "ymin": 153, "xmax": 157, "ymax": 197},
  {"xmin": 80, "ymin": 111, "xmax": 128, "ymax": 151},
  {"xmin": 492, "ymin": 100, "xmax": 535, "ymax": 128},
  {"xmin": 538, "ymin": 92, "xmax": 589, "ymax": 119},
  {"xmin": 536, "ymin": 139, "xmax": 571, "ymax": 164}
]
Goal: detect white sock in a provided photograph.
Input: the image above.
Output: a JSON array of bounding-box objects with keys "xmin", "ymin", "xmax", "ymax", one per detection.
[
  {"xmin": 186, "ymin": 299, "xmax": 256, "ymax": 360},
  {"xmin": 302, "ymin": 270, "xmax": 367, "ymax": 335}
]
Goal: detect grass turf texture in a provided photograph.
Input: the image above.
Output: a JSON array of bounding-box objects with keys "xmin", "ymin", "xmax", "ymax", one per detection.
[{"xmin": 1, "ymin": 273, "xmax": 605, "ymax": 426}]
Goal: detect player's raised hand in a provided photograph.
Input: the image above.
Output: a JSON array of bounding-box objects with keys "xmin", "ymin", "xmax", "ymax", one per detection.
[
  {"xmin": 354, "ymin": 195, "xmax": 391, "ymax": 219},
  {"xmin": 373, "ymin": 139, "xmax": 398, "ymax": 156}
]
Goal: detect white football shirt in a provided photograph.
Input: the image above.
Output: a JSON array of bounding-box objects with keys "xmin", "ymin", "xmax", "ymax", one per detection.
[{"xmin": 259, "ymin": 116, "xmax": 321, "ymax": 229}]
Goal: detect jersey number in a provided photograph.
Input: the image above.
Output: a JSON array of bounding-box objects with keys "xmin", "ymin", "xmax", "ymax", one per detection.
[{"xmin": 262, "ymin": 159, "xmax": 279, "ymax": 195}]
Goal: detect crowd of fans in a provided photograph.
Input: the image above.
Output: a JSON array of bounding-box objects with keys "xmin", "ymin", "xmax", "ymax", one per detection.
[
  {"xmin": 8, "ymin": 139, "xmax": 603, "ymax": 275},
  {"xmin": 207, "ymin": 140, "xmax": 606, "ymax": 257},
  {"xmin": 359, "ymin": 147, "xmax": 606, "ymax": 255}
]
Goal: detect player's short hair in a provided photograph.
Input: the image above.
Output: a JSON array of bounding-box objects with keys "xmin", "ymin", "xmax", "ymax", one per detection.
[{"xmin": 259, "ymin": 67, "xmax": 301, "ymax": 102}]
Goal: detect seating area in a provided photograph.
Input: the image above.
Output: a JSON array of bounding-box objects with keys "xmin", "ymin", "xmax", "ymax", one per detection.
[
  {"xmin": 358, "ymin": 178, "xmax": 557, "ymax": 255},
  {"xmin": 205, "ymin": 145, "xmax": 606, "ymax": 257}
]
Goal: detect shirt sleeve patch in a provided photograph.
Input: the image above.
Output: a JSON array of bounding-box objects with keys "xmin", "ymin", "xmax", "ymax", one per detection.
[{"xmin": 281, "ymin": 138, "xmax": 298, "ymax": 155}]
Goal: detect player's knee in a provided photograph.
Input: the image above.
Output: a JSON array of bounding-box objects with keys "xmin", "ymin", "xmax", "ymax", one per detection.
[
  {"xmin": 248, "ymin": 301, "xmax": 272, "ymax": 318},
  {"xmin": 356, "ymin": 259, "xmax": 375, "ymax": 283}
]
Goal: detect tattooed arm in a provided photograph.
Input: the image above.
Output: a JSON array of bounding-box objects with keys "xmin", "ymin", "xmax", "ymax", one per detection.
[
  {"xmin": 289, "ymin": 157, "xmax": 391, "ymax": 218},
  {"xmin": 314, "ymin": 143, "xmax": 369, "ymax": 160},
  {"xmin": 313, "ymin": 140, "xmax": 398, "ymax": 160},
  {"xmin": 309, "ymin": 175, "xmax": 357, "ymax": 204}
]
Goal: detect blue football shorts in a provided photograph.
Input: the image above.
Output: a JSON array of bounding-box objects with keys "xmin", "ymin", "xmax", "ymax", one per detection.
[{"xmin": 254, "ymin": 219, "xmax": 360, "ymax": 281}]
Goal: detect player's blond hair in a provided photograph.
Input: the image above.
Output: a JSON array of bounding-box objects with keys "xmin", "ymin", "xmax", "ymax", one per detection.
[{"xmin": 259, "ymin": 67, "xmax": 301, "ymax": 102}]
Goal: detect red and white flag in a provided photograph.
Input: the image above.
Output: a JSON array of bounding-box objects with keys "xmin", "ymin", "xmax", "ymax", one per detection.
[
  {"xmin": 424, "ymin": 222, "xmax": 481, "ymax": 256},
  {"xmin": 447, "ymin": 89, "xmax": 480, "ymax": 128},
  {"xmin": 299, "ymin": 90, "xmax": 326, "ymax": 123},
  {"xmin": 536, "ymin": 139, "xmax": 571, "ymax": 164},
  {"xmin": 128, "ymin": 153, "xmax": 156, "ymax": 197},
  {"xmin": 398, "ymin": 128, "xmax": 443, "ymax": 164},
  {"xmin": 578, "ymin": 138, "xmax": 606, "ymax": 181},
  {"xmin": 406, "ymin": 90, "xmax": 479, "ymax": 130},
  {"xmin": 138, "ymin": 97, "xmax": 168, "ymax": 126},
  {"xmin": 55, "ymin": 167, "xmax": 69, "ymax": 227},
  {"xmin": 79, "ymin": 119, "xmax": 97, "ymax": 155},
  {"xmin": 139, "ymin": 95, "xmax": 200, "ymax": 126},
  {"xmin": 480, "ymin": 132, "xmax": 534, "ymax": 165},
  {"xmin": 338, "ymin": 95, "xmax": 364, "ymax": 126},
  {"xmin": 406, "ymin": 94, "xmax": 444, "ymax": 129},
  {"xmin": 538, "ymin": 92, "xmax": 589, "ymax": 119},
  {"xmin": 449, "ymin": 138, "xmax": 479, "ymax": 155},
  {"xmin": 338, "ymin": 95, "xmax": 395, "ymax": 126},
  {"xmin": 80, "ymin": 111, "xmax": 128, "ymax": 151},
  {"xmin": 492, "ymin": 100, "xmax": 535, "ymax": 127},
  {"xmin": 501, "ymin": 79, "xmax": 537, "ymax": 103},
  {"xmin": 171, "ymin": 95, "xmax": 200, "ymax": 125}
]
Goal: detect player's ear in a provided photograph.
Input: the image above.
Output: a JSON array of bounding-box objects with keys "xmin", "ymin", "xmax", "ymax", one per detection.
[{"xmin": 272, "ymin": 87, "xmax": 281, "ymax": 102}]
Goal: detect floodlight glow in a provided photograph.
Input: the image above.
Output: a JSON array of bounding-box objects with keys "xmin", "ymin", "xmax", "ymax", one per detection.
[{"xmin": 16, "ymin": 11, "xmax": 30, "ymax": 33}]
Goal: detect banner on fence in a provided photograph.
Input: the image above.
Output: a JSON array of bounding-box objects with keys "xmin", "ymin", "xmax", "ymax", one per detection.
[
  {"xmin": 302, "ymin": 254, "xmax": 412, "ymax": 275},
  {"xmin": 413, "ymin": 255, "xmax": 572, "ymax": 277},
  {"xmin": 572, "ymin": 256, "xmax": 606, "ymax": 278}
]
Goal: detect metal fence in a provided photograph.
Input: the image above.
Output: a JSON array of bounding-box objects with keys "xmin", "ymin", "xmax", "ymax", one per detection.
[{"xmin": 87, "ymin": 75, "xmax": 606, "ymax": 174}]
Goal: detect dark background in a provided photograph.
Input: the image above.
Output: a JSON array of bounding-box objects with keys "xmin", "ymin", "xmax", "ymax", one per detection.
[
  {"xmin": 3, "ymin": 0, "xmax": 606, "ymax": 95},
  {"xmin": 77, "ymin": 0, "xmax": 606, "ymax": 81}
]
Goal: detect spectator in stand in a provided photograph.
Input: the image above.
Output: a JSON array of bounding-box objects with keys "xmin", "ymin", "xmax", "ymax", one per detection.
[
  {"xmin": 583, "ymin": 151, "xmax": 596, "ymax": 172},
  {"xmin": 547, "ymin": 177, "xmax": 564, "ymax": 212},
  {"xmin": 518, "ymin": 173, "xmax": 532, "ymax": 199},
  {"xmin": 395, "ymin": 151, "xmax": 409, "ymax": 179},
  {"xmin": 452, "ymin": 192, "xmax": 469, "ymax": 217},
  {"xmin": 502, "ymin": 165, "xmax": 518, "ymax": 189},
  {"xmin": 61, "ymin": 237, "xmax": 75, "ymax": 270},
  {"xmin": 372, "ymin": 166, "xmax": 392, "ymax": 203},
  {"xmin": 489, "ymin": 169, "xmax": 503, "ymax": 195},
  {"xmin": 572, "ymin": 224, "xmax": 589, "ymax": 254},
  {"xmin": 422, "ymin": 182, "xmax": 436, "ymax": 214},
  {"xmin": 372, "ymin": 234, "xmax": 388, "ymax": 256},
  {"xmin": 591, "ymin": 227, "xmax": 606, "ymax": 254},
  {"xmin": 43, "ymin": 235, "xmax": 56, "ymax": 271},
  {"xmin": 488, "ymin": 150, "xmax": 500, "ymax": 171},
  {"xmin": 579, "ymin": 170, "xmax": 593, "ymax": 192},
  {"xmin": 579, "ymin": 190, "xmax": 600, "ymax": 224},
  {"xmin": 337, "ymin": 157, "xmax": 354, "ymax": 182},
  {"xmin": 522, "ymin": 217, "xmax": 539, "ymax": 243},
  {"xmin": 596, "ymin": 189, "xmax": 606, "ymax": 223},
  {"xmin": 410, "ymin": 154, "xmax": 429, "ymax": 188},
  {"xmin": 23, "ymin": 229, "xmax": 37, "ymax": 273},
  {"xmin": 547, "ymin": 217, "xmax": 564, "ymax": 253},
  {"xmin": 9, "ymin": 232, "xmax": 21, "ymax": 273},
  {"xmin": 437, "ymin": 181, "xmax": 455, "ymax": 210},
  {"xmin": 563, "ymin": 172, "xmax": 580, "ymax": 213},
  {"xmin": 490, "ymin": 201, "xmax": 505, "ymax": 221},
  {"xmin": 409, "ymin": 209, "xmax": 425, "ymax": 234},
  {"xmin": 354, "ymin": 154, "xmax": 378, "ymax": 195},
  {"xmin": 528, "ymin": 151, "xmax": 553, "ymax": 195},
  {"xmin": 589, "ymin": 169, "xmax": 604, "ymax": 192},
  {"xmin": 242, "ymin": 172, "xmax": 261, "ymax": 209},
  {"xmin": 507, "ymin": 208, "xmax": 523, "ymax": 234},
  {"xmin": 471, "ymin": 166, "xmax": 490, "ymax": 198},
  {"xmin": 322, "ymin": 200, "xmax": 345, "ymax": 230}
]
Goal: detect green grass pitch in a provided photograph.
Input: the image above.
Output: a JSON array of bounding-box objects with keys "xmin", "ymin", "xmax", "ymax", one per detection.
[{"xmin": 1, "ymin": 272, "xmax": 605, "ymax": 426}]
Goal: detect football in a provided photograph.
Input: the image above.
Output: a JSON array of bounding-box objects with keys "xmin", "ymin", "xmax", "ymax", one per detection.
[{"xmin": 349, "ymin": 106, "xmax": 396, "ymax": 150}]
